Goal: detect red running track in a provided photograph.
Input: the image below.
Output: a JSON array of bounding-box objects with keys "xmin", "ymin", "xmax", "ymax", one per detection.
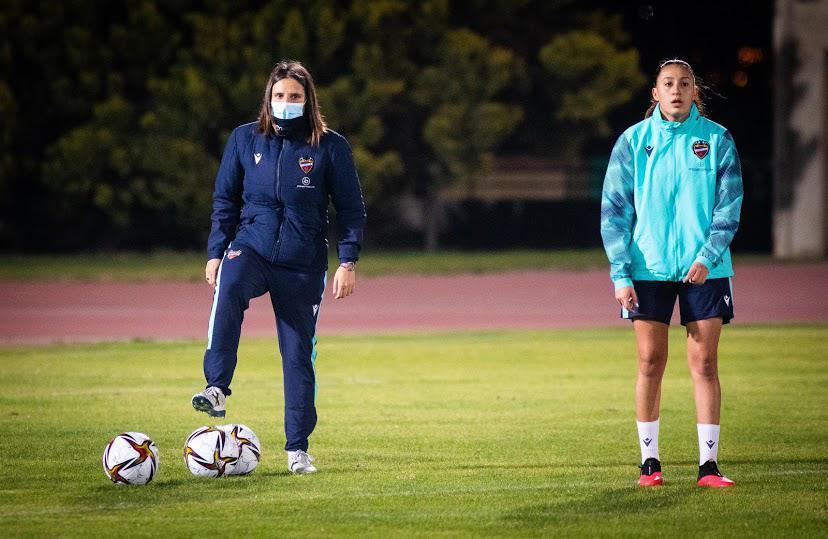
[{"xmin": 1, "ymin": 263, "xmax": 826, "ymax": 345}]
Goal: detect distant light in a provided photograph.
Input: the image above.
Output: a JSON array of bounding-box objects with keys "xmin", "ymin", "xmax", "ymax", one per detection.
[
  {"xmin": 738, "ymin": 47, "xmax": 764, "ymax": 67},
  {"xmin": 732, "ymin": 71, "xmax": 749, "ymax": 87}
]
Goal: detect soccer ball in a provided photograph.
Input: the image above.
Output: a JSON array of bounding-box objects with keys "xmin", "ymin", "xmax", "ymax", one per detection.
[
  {"xmin": 218, "ymin": 424, "xmax": 261, "ymax": 475},
  {"xmin": 183, "ymin": 426, "xmax": 240, "ymax": 477},
  {"xmin": 102, "ymin": 432, "xmax": 159, "ymax": 485}
]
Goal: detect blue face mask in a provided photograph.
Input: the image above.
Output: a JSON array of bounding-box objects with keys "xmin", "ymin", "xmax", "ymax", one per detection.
[{"xmin": 271, "ymin": 101, "xmax": 305, "ymax": 120}]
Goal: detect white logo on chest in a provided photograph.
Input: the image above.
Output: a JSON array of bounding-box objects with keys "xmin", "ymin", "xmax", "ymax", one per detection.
[
  {"xmin": 297, "ymin": 176, "xmax": 315, "ymax": 189},
  {"xmin": 254, "ymin": 153, "xmax": 262, "ymax": 165}
]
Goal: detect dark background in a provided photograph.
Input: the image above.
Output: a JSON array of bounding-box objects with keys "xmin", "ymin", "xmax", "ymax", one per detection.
[
  {"xmin": 0, "ymin": 1, "xmax": 774, "ymax": 253},
  {"xmin": 440, "ymin": 1, "xmax": 773, "ymax": 252}
]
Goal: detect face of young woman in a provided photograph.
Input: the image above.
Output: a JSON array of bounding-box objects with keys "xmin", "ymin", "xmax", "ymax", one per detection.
[
  {"xmin": 651, "ymin": 64, "xmax": 696, "ymax": 122},
  {"xmin": 271, "ymin": 78, "xmax": 306, "ymax": 103}
]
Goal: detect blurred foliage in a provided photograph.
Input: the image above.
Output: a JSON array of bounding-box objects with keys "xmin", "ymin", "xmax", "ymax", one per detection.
[
  {"xmin": 539, "ymin": 14, "xmax": 645, "ymax": 161},
  {"xmin": 415, "ymin": 28, "xmax": 526, "ymax": 190},
  {"xmin": 0, "ymin": 0, "xmax": 644, "ymax": 251}
]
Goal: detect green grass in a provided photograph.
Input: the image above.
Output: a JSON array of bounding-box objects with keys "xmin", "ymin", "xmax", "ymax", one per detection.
[
  {"xmin": 0, "ymin": 249, "xmax": 616, "ymax": 281},
  {"xmin": 0, "ymin": 250, "xmax": 800, "ymax": 282},
  {"xmin": 1, "ymin": 325, "xmax": 826, "ymax": 537}
]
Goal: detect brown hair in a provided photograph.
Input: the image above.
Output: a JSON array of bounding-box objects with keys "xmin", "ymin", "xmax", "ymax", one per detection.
[
  {"xmin": 257, "ymin": 60, "xmax": 327, "ymax": 146},
  {"xmin": 644, "ymin": 59, "xmax": 706, "ymax": 119}
]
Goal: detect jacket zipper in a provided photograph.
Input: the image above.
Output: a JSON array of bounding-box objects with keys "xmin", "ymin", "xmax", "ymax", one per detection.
[
  {"xmin": 672, "ymin": 132, "xmax": 681, "ymax": 281},
  {"xmin": 276, "ymin": 138, "xmax": 283, "ymax": 202},
  {"xmin": 271, "ymin": 139, "xmax": 285, "ymax": 261}
]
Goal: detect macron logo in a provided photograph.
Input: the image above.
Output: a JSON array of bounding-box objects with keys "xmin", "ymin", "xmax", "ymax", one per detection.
[
  {"xmin": 706, "ymin": 440, "xmax": 716, "ymax": 449},
  {"xmin": 254, "ymin": 153, "xmax": 262, "ymax": 165},
  {"xmin": 724, "ymin": 295, "xmax": 730, "ymax": 306},
  {"xmin": 643, "ymin": 438, "xmax": 652, "ymax": 447},
  {"xmin": 312, "ymin": 305, "xmax": 319, "ymax": 316}
]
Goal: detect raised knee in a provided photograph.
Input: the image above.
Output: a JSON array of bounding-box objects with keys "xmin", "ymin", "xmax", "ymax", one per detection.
[{"xmin": 216, "ymin": 272, "xmax": 253, "ymax": 303}]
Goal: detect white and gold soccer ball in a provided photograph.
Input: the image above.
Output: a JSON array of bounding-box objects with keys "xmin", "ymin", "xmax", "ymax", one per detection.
[
  {"xmin": 102, "ymin": 432, "xmax": 159, "ymax": 485},
  {"xmin": 218, "ymin": 424, "xmax": 261, "ymax": 475},
  {"xmin": 183, "ymin": 426, "xmax": 240, "ymax": 477}
]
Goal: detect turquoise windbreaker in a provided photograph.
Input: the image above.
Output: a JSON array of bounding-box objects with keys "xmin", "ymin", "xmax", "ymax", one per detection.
[{"xmin": 600, "ymin": 103, "xmax": 743, "ymax": 289}]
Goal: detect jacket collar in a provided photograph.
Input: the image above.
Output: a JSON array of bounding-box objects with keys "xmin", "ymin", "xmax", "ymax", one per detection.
[
  {"xmin": 651, "ymin": 102, "xmax": 700, "ymax": 133},
  {"xmin": 273, "ymin": 116, "xmax": 310, "ymax": 141}
]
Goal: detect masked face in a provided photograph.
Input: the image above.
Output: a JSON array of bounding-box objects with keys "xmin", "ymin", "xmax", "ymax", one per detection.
[
  {"xmin": 271, "ymin": 78, "xmax": 306, "ymax": 120},
  {"xmin": 271, "ymin": 101, "xmax": 305, "ymax": 120}
]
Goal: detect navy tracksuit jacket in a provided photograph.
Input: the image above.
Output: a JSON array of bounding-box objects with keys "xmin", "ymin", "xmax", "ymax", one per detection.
[{"xmin": 204, "ymin": 121, "xmax": 366, "ymax": 451}]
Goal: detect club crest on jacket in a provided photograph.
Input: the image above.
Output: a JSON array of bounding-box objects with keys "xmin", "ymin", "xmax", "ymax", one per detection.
[
  {"xmin": 692, "ymin": 140, "xmax": 710, "ymax": 159},
  {"xmin": 227, "ymin": 249, "xmax": 242, "ymax": 260},
  {"xmin": 299, "ymin": 157, "xmax": 314, "ymax": 174}
]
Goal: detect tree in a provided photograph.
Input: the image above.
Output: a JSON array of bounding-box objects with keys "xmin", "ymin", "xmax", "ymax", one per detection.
[
  {"xmin": 1, "ymin": 1, "xmax": 646, "ymax": 252},
  {"xmin": 538, "ymin": 14, "xmax": 646, "ymax": 162},
  {"xmin": 412, "ymin": 29, "xmax": 525, "ymax": 250}
]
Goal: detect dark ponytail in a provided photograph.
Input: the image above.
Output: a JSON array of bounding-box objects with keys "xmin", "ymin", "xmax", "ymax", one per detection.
[{"xmin": 644, "ymin": 59, "xmax": 706, "ymax": 119}]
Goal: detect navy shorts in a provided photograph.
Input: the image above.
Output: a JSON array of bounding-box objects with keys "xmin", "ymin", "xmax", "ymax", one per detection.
[{"xmin": 621, "ymin": 278, "xmax": 734, "ymax": 326}]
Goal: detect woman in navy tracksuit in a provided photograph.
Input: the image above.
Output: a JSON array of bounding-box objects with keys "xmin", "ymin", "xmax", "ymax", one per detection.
[{"xmin": 191, "ymin": 60, "xmax": 366, "ymax": 474}]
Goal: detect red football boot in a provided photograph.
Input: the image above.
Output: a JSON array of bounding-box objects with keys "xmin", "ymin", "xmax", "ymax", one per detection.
[
  {"xmin": 638, "ymin": 458, "xmax": 663, "ymax": 486},
  {"xmin": 697, "ymin": 460, "xmax": 735, "ymax": 488}
]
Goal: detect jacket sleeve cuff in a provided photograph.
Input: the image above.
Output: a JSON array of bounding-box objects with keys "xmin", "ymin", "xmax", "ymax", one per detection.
[
  {"xmin": 613, "ymin": 277, "xmax": 634, "ymax": 290},
  {"xmin": 694, "ymin": 255, "xmax": 713, "ymax": 271},
  {"xmin": 337, "ymin": 244, "xmax": 360, "ymax": 263}
]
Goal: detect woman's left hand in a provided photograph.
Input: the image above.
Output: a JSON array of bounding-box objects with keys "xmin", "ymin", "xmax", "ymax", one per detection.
[
  {"xmin": 682, "ymin": 262, "xmax": 709, "ymax": 285},
  {"xmin": 332, "ymin": 264, "xmax": 356, "ymax": 299}
]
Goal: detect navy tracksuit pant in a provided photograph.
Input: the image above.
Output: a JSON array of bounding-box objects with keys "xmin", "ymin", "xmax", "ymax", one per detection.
[{"xmin": 204, "ymin": 243, "xmax": 325, "ymax": 452}]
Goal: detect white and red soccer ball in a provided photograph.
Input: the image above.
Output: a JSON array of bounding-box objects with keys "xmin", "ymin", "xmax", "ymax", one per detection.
[
  {"xmin": 102, "ymin": 432, "xmax": 159, "ymax": 485},
  {"xmin": 183, "ymin": 425, "xmax": 241, "ymax": 477},
  {"xmin": 104, "ymin": 424, "xmax": 262, "ymax": 483},
  {"xmin": 217, "ymin": 424, "xmax": 261, "ymax": 475}
]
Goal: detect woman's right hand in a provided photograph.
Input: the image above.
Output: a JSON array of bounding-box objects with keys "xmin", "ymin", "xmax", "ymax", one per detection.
[
  {"xmin": 615, "ymin": 285, "xmax": 639, "ymax": 312},
  {"xmin": 205, "ymin": 258, "xmax": 221, "ymax": 289}
]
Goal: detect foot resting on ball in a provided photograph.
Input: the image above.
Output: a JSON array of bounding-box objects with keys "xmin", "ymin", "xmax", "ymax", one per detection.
[{"xmin": 191, "ymin": 386, "xmax": 226, "ymax": 418}]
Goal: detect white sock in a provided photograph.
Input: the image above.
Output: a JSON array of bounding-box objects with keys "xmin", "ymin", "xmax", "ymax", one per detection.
[
  {"xmin": 636, "ymin": 419, "xmax": 660, "ymax": 464},
  {"xmin": 697, "ymin": 423, "xmax": 721, "ymax": 465}
]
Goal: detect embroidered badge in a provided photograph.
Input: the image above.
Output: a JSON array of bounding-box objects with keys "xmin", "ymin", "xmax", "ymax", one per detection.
[
  {"xmin": 692, "ymin": 140, "xmax": 710, "ymax": 159},
  {"xmin": 254, "ymin": 153, "xmax": 262, "ymax": 165},
  {"xmin": 645, "ymin": 145, "xmax": 653, "ymax": 157},
  {"xmin": 227, "ymin": 249, "xmax": 242, "ymax": 260},
  {"xmin": 299, "ymin": 157, "xmax": 314, "ymax": 174}
]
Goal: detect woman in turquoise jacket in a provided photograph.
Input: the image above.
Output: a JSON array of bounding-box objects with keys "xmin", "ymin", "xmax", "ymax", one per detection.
[{"xmin": 601, "ymin": 59, "xmax": 743, "ymax": 488}]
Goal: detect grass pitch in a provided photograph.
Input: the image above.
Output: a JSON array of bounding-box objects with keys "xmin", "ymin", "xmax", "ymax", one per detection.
[
  {"xmin": 1, "ymin": 325, "xmax": 826, "ymax": 537},
  {"xmin": 0, "ymin": 249, "xmax": 613, "ymax": 281},
  {"xmin": 0, "ymin": 250, "xmax": 790, "ymax": 281}
]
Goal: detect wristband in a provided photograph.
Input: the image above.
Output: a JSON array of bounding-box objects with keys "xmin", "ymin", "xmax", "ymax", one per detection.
[{"xmin": 339, "ymin": 261, "xmax": 355, "ymax": 271}]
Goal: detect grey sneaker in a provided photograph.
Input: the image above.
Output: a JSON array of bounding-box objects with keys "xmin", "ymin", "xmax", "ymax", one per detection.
[
  {"xmin": 192, "ymin": 386, "xmax": 226, "ymax": 417},
  {"xmin": 287, "ymin": 450, "xmax": 317, "ymax": 474}
]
